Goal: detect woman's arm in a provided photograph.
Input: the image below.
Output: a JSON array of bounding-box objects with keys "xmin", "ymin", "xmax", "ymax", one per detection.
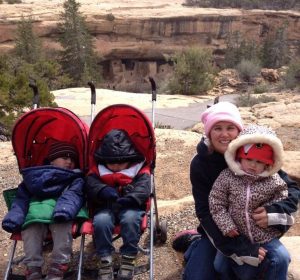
[{"xmin": 253, "ymin": 169, "xmax": 299, "ymax": 232}]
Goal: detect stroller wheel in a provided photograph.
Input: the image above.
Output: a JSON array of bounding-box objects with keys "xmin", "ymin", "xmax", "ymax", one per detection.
[{"xmin": 154, "ymin": 219, "xmax": 168, "ymax": 244}]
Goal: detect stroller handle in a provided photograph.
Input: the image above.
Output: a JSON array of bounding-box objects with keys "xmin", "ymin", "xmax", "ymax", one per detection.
[
  {"xmin": 149, "ymin": 77, "xmax": 156, "ymax": 127},
  {"xmin": 88, "ymin": 81, "xmax": 96, "ymax": 105},
  {"xmin": 88, "ymin": 81, "xmax": 96, "ymax": 123},
  {"xmin": 149, "ymin": 77, "xmax": 156, "ymax": 101},
  {"xmin": 29, "ymin": 80, "xmax": 39, "ymax": 109}
]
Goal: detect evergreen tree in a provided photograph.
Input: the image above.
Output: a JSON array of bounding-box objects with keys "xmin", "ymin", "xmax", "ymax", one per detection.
[
  {"xmin": 224, "ymin": 31, "xmax": 259, "ymax": 68},
  {"xmin": 168, "ymin": 47, "xmax": 216, "ymax": 95},
  {"xmin": 260, "ymin": 24, "xmax": 290, "ymax": 68},
  {"xmin": 14, "ymin": 16, "xmax": 41, "ymax": 64},
  {"xmin": 0, "ymin": 55, "xmax": 57, "ymax": 131},
  {"xmin": 58, "ymin": 0, "xmax": 101, "ymax": 86}
]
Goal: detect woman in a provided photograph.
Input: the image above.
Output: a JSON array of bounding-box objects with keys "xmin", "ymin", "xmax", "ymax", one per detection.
[{"xmin": 183, "ymin": 102, "xmax": 299, "ymax": 280}]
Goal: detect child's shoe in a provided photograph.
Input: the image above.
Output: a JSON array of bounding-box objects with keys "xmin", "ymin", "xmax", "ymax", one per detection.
[
  {"xmin": 45, "ymin": 263, "xmax": 69, "ymax": 280},
  {"xmin": 117, "ymin": 255, "xmax": 136, "ymax": 280},
  {"xmin": 25, "ymin": 266, "xmax": 42, "ymax": 280},
  {"xmin": 98, "ymin": 256, "xmax": 114, "ymax": 280}
]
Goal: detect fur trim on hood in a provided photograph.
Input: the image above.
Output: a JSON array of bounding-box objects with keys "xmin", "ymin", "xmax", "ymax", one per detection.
[{"xmin": 225, "ymin": 125, "xmax": 284, "ymax": 177}]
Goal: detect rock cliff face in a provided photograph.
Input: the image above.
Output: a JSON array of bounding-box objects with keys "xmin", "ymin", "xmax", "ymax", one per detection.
[{"xmin": 1, "ymin": 0, "xmax": 300, "ymax": 90}]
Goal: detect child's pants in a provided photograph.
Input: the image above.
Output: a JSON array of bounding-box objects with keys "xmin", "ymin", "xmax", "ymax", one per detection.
[
  {"xmin": 21, "ymin": 222, "xmax": 73, "ymax": 267},
  {"xmin": 214, "ymin": 238, "xmax": 290, "ymax": 280},
  {"xmin": 93, "ymin": 208, "xmax": 145, "ymax": 257}
]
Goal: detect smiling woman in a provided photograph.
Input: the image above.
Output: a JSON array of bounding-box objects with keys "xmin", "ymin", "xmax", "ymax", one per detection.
[{"xmin": 183, "ymin": 101, "xmax": 300, "ymax": 280}]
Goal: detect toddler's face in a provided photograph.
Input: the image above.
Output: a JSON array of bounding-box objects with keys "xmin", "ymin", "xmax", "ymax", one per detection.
[
  {"xmin": 106, "ymin": 162, "xmax": 130, "ymax": 172},
  {"xmin": 51, "ymin": 157, "xmax": 75, "ymax": 170},
  {"xmin": 240, "ymin": 158, "xmax": 267, "ymax": 175}
]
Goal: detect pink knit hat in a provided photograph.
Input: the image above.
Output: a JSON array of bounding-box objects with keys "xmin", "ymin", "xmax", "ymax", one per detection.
[{"xmin": 201, "ymin": 102, "xmax": 243, "ymax": 136}]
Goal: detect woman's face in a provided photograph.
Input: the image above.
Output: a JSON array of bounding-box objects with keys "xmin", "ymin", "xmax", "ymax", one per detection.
[{"xmin": 209, "ymin": 121, "xmax": 240, "ymax": 154}]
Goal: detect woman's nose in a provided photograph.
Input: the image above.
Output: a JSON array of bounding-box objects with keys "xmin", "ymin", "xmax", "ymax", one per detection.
[{"xmin": 220, "ymin": 129, "xmax": 229, "ymax": 136}]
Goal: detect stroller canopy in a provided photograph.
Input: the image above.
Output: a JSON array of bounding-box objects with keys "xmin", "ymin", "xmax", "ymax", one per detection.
[
  {"xmin": 88, "ymin": 104, "xmax": 156, "ymax": 170},
  {"xmin": 12, "ymin": 107, "xmax": 89, "ymax": 171}
]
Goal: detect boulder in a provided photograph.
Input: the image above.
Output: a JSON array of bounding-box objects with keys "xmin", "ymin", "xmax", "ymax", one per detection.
[{"xmin": 261, "ymin": 68, "xmax": 280, "ymax": 82}]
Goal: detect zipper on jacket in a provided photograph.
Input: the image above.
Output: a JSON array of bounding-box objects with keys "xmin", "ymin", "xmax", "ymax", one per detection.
[{"xmin": 245, "ymin": 184, "xmax": 254, "ymax": 243}]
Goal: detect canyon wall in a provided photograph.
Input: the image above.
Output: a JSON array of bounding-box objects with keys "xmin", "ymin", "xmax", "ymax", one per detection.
[{"xmin": 1, "ymin": 1, "xmax": 299, "ymax": 90}]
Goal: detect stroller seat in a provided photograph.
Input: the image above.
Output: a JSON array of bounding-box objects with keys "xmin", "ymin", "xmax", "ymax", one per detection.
[
  {"xmin": 3, "ymin": 107, "xmax": 89, "ymax": 280},
  {"xmin": 78, "ymin": 104, "xmax": 167, "ymax": 279},
  {"xmin": 81, "ymin": 197, "xmax": 150, "ymax": 236}
]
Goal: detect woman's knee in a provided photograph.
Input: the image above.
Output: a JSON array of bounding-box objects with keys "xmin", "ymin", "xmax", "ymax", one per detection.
[{"xmin": 265, "ymin": 240, "xmax": 291, "ymax": 266}]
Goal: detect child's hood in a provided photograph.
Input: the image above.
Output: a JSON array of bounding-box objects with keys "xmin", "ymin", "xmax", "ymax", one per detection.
[
  {"xmin": 94, "ymin": 129, "xmax": 144, "ymax": 164},
  {"xmin": 225, "ymin": 125, "xmax": 284, "ymax": 177},
  {"xmin": 21, "ymin": 165, "xmax": 83, "ymax": 197}
]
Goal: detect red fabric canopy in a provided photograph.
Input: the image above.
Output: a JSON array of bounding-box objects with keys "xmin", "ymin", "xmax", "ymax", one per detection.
[
  {"xmin": 12, "ymin": 107, "xmax": 89, "ymax": 171},
  {"xmin": 88, "ymin": 104, "xmax": 156, "ymax": 171}
]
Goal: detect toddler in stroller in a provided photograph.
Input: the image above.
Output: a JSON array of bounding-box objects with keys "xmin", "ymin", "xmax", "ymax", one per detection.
[
  {"xmin": 86, "ymin": 129, "xmax": 151, "ymax": 280},
  {"xmin": 2, "ymin": 141, "xmax": 86, "ymax": 280}
]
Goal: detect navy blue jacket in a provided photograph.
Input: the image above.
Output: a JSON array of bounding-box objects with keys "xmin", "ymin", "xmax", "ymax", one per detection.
[
  {"xmin": 2, "ymin": 166, "xmax": 85, "ymax": 233},
  {"xmin": 190, "ymin": 137, "xmax": 300, "ymax": 261}
]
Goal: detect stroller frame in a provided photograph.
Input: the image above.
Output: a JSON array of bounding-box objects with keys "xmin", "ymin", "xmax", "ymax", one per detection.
[{"xmin": 77, "ymin": 81, "xmax": 167, "ymax": 280}]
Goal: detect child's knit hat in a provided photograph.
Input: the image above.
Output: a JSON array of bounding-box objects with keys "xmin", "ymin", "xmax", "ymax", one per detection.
[
  {"xmin": 47, "ymin": 141, "xmax": 78, "ymax": 162},
  {"xmin": 201, "ymin": 102, "xmax": 243, "ymax": 136},
  {"xmin": 237, "ymin": 143, "xmax": 274, "ymax": 165}
]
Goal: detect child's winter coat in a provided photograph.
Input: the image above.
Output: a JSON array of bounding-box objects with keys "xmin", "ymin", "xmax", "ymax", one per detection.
[
  {"xmin": 2, "ymin": 165, "xmax": 85, "ymax": 233},
  {"xmin": 209, "ymin": 125, "xmax": 291, "ymax": 266},
  {"xmin": 86, "ymin": 129, "xmax": 151, "ymax": 212}
]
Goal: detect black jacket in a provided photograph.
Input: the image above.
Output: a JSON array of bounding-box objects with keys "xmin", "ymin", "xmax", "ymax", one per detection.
[{"xmin": 86, "ymin": 129, "xmax": 150, "ymax": 212}]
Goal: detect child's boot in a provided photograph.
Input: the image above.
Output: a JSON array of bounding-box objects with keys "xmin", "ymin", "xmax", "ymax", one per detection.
[
  {"xmin": 45, "ymin": 263, "xmax": 69, "ymax": 280},
  {"xmin": 25, "ymin": 266, "xmax": 42, "ymax": 280},
  {"xmin": 98, "ymin": 255, "xmax": 114, "ymax": 280},
  {"xmin": 117, "ymin": 255, "xmax": 136, "ymax": 280}
]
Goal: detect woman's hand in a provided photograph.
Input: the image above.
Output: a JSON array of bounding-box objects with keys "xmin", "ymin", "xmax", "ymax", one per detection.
[
  {"xmin": 252, "ymin": 207, "xmax": 268, "ymax": 228},
  {"xmin": 258, "ymin": 247, "xmax": 267, "ymax": 262}
]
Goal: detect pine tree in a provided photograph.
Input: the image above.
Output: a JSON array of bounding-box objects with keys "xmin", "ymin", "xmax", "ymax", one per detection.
[
  {"xmin": 14, "ymin": 16, "xmax": 41, "ymax": 63},
  {"xmin": 168, "ymin": 47, "xmax": 216, "ymax": 95},
  {"xmin": 58, "ymin": 0, "xmax": 101, "ymax": 86},
  {"xmin": 260, "ymin": 24, "xmax": 290, "ymax": 68}
]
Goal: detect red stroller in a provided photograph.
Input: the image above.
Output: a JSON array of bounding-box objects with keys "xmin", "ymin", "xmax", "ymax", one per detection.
[
  {"xmin": 79, "ymin": 101, "xmax": 167, "ymax": 279},
  {"xmin": 3, "ymin": 106, "xmax": 89, "ymax": 280}
]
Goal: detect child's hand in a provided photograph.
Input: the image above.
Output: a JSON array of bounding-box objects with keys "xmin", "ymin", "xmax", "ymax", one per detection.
[
  {"xmin": 258, "ymin": 247, "xmax": 267, "ymax": 263},
  {"xmin": 117, "ymin": 197, "xmax": 138, "ymax": 209},
  {"xmin": 226, "ymin": 229, "xmax": 239, "ymax": 238},
  {"xmin": 98, "ymin": 187, "xmax": 119, "ymax": 201}
]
